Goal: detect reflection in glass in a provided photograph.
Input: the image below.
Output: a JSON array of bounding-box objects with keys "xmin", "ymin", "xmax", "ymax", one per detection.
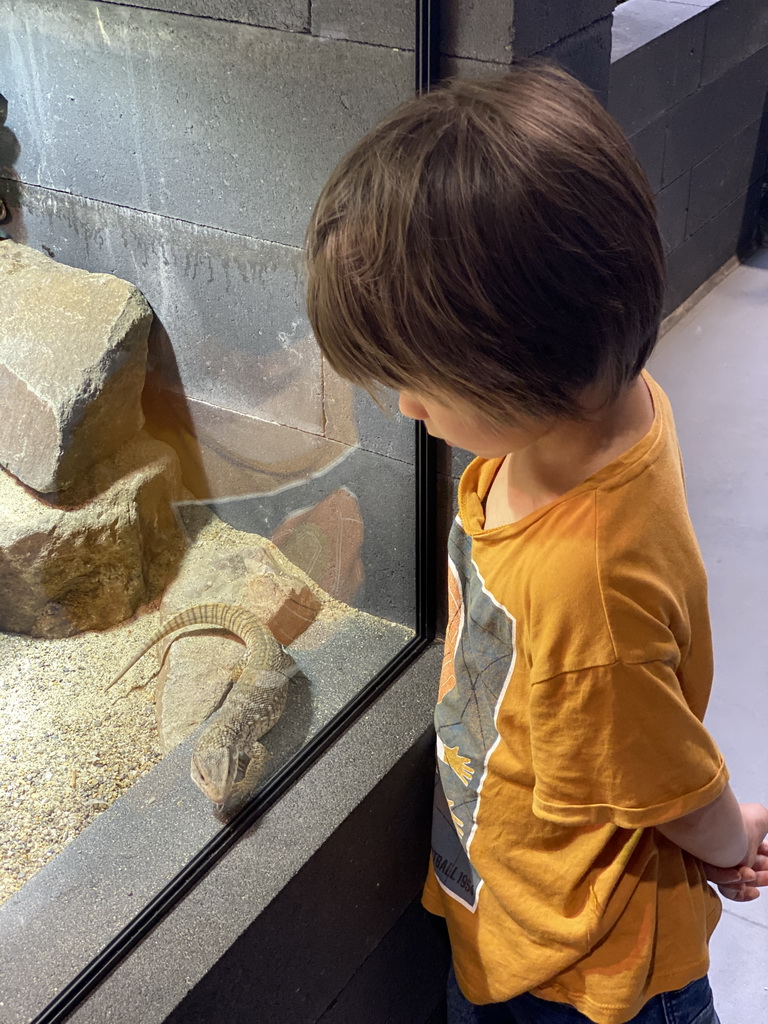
[{"xmin": 0, "ymin": 0, "xmax": 417, "ymax": 929}]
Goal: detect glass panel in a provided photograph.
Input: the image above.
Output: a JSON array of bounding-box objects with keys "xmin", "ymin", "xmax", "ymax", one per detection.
[{"xmin": 0, "ymin": 0, "xmax": 418, "ymax": 1016}]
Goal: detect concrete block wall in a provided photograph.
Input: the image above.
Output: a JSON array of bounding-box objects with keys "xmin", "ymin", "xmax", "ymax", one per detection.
[
  {"xmin": 610, "ymin": 0, "xmax": 768, "ymax": 315},
  {"xmin": 0, "ymin": 0, "xmax": 423, "ymax": 625},
  {"xmin": 439, "ymin": 0, "xmax": 614, "ymax": 98},
  {"xmin": 101, "ymin": 0, "xmax": 311, "ymax": 32}
]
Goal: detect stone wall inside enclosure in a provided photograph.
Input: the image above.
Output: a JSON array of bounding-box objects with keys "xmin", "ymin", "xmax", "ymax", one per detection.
[{"xmin": 0, "ymin": 0, "xmax": 425, "ymax": 625}]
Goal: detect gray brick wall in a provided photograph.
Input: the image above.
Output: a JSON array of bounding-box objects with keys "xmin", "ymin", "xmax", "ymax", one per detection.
[
  {"xmin": 440, "ymin": 0, "xmax": 613, "ymax": 98},
  {"xmin": 312, "ymin": 0, "xmax": 413, "ymax": 49},
  {"xmin": 0, "ymin": 0, "xmax": 418, "ymax": 605},
  {"xmin": 98, "ymin": 0, "xmax": 310, "ymax": 31},
  {"xmin": 611, "ymin": 0, "xmax": 768, "ymax": 315},
  {"xmin": 513, "ymin": 0, "xmax": 615, "ymax": 56},
  {"xmin": 0, "ymin": 1, "xmax": 413, "ymax": 248},
  {"xmin": 700, "ymin": 0, "xmax": 768, "ymax": 84},
  {"xmin": 609, "ymin": 0, "xmax": 708, "ymax": 135},
  {"xmin": 539, "ymin": 16, "xmax": 613, "ymax": 102},
  {"xmin": 661, "ymin": 45, "xmax": 768, "ymax": 186}
]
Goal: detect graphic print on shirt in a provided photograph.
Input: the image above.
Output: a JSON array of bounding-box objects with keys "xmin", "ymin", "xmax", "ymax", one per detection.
[{"xmin": 432, "ymin": 516, "xmax": 516, "ymax": 912}]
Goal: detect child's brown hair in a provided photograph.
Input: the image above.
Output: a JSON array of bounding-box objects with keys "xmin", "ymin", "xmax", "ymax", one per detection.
[{"xmin": 305, "ymin": 61, "xmax": 665, "ymax": 425}]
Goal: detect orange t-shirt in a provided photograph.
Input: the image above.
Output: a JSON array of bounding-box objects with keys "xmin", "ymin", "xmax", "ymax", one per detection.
[{"xmin": 422, "ymin": 371, "xmax": 726, "ymax": 1024}]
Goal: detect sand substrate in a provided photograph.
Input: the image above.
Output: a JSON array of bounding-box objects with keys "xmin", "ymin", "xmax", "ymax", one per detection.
[
  {"xmin": 0, "ymin": 512, "xmax": 406, "ymax": 906},
  {"xmin": 0, "ymin": 613, "xmax": 164, "ymax": 905}
]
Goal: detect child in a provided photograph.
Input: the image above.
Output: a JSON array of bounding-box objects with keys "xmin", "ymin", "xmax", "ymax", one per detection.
[{"xmin": 304, "ymin": 61, "xmax": 768, "ymax": 1024}]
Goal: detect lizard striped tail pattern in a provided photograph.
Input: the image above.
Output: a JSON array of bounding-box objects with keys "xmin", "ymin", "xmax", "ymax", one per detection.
[{"xmin": 106, "ymin": 603, "xmax": 297, "ymax": 810}]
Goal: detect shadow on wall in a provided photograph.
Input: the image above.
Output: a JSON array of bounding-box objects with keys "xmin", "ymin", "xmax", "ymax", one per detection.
[
  {"xmin": 752, "ymin": 91, "xmax": 768, "ymax": 249},
  {"xmin": 0, "ymin": 92, "xmax": 23, "ymax": 241},
  {"xmin": 141, "ymin": 312, "xmax": 215, "ymax": 503},
  {"xmin": 740, "ymin": 88, "xmax": 768, "ymax": 255}
]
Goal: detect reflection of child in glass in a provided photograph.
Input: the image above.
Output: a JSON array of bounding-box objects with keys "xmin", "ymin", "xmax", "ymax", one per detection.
[{"xmin": 304, "ymin": 62, "xmax": 768, "ymax": 1024}]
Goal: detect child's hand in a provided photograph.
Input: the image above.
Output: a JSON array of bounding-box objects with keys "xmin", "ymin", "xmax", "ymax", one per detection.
[
  {"xmin": 703, "ymin": 804, "xmax": 768, "ymax": 902},
  {"xmin": 704, "ymin": 843, "xmax": 768, "ymax": 902}
]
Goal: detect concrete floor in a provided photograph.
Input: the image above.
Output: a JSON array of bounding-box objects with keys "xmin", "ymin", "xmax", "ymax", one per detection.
[{"xmin": 647, "ymin": 248, "xmax": 768, "ymax": 1024}]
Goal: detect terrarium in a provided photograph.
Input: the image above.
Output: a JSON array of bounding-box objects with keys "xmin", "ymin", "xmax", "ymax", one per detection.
[{"xmin": 0, "ymin": 2, "xmax": 434, "ymax": 1020}]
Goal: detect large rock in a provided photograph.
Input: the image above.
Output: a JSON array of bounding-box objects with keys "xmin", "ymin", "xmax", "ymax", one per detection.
[
  {"xmin": 0, "ymin": 432, "xmax": 186, "ymax": 637},
  {"xmin": 0, "ymin": 241, "xmax": 151, "ymax": 495}
]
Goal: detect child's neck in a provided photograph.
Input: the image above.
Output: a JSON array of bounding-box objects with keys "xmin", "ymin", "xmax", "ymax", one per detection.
[{"xmin": 484, "ymin": 376, "xmax": 655, "ymax": 529}]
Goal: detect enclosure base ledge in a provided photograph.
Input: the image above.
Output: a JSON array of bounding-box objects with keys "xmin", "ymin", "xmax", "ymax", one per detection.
[{"xmin": 40, "ymin": 641, "xmax": 445, "ymax": 1024}]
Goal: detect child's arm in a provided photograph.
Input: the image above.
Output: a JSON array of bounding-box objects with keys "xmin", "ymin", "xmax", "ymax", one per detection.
[{"xmin": 656, "ymin": 783, "xmax": 768, "ymax": 869}]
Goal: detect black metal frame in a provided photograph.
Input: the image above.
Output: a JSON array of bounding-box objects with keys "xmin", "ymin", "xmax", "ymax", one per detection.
[{"xmin": 32, "ymin": 4, "xmax": 440, "ymax": 1021}]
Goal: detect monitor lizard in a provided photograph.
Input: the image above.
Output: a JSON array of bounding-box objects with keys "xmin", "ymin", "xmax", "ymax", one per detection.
[{"xmin": 105, "ymin": 603, "xmax": 297, "ymax": 809}]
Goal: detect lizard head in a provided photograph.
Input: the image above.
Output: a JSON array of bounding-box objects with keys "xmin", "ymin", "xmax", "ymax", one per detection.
[{"xmin": 190, "ymin": 740, "xmax": 238, "ymax": 806}]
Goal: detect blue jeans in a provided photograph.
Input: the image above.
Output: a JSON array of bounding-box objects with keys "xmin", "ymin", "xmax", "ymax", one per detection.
[{"xmin": 446, "ymin": 966, "xmax": 721, "ymax": 1024}]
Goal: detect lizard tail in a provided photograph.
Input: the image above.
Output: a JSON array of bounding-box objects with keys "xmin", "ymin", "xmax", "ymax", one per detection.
[{"xmin": 103, "ymin": 603, "xmax": 267, "ymax": 692}]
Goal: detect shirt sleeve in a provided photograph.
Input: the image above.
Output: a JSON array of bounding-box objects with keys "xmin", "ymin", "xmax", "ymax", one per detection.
[{"xmin": 529, "ymin": 659, "xmax": 728, "ymax": 829}]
